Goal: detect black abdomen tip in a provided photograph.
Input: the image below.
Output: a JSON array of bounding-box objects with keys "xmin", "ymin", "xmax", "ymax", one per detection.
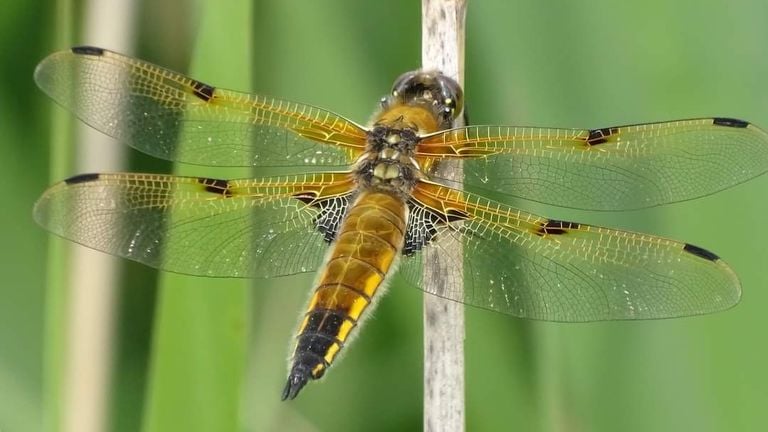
[
  {"xmin": 71, "ymin": 46, "xmax": 105, "ymax": 56},
  {"xmin": 281, "ymin": 365, "xmax": 311, "ymax": 401}
]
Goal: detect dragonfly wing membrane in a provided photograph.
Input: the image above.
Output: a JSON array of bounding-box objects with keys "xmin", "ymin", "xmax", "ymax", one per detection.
[
  {"xmin": 34, "ymin": 172, "xmax": 356, "ymax": 278},
  {"xmin": 34, "ymin": 47, "xmax": 368, "ymax": 167},
  {"xmin": 398, "ymin": 181, "xmax": 741, "ymax": 321},
  {"xmin": 419, "ymin": 119, "xmax": 768, "ymax": 210}
]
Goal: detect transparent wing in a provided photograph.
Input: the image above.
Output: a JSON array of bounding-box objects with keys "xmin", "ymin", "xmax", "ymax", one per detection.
[
  {"xmin": 417, "ymin": 118, "xmax": 768, "ymax": 210},
  {"xmin": 33, "ymin": 172, "xmax": 356, "ymax": 278},
  {"xmin": 398, "ymin": 181, "xmax": 740, "ymax": 321},
  {"xmin": 34, "ymin": 47, "xmax": 368, "ymax": 167}
]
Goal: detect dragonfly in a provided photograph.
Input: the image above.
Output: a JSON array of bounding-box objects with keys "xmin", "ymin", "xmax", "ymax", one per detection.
[{"xmin": 34, "ymin": 46, "xmax": 768, "ymax": 400}]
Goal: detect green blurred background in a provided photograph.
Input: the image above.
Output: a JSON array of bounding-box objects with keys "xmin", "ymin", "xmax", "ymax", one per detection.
[{"xmin": 2, "ymin": 0, "xmax": 768, "ymax": 431}]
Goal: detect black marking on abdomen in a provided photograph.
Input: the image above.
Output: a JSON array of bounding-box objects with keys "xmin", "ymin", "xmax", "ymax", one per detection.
[
  {"xmin": 191, "ymin": 79, "xmax": 215, "ymax": 102},
  {"xmin": 713, "ymin": 118, "xmax": 749, "ymax": 128},
  {"xmin": 198, "ymin": 177, "xmax": 232, "ymax": 197},
  {"xmin": 283, "ymin": 309, "xmax": 350, "ymax": 401},
  {"xmin": 64, "ymin": 173, "xmax": 101, "ymax": 185},
  {"xmin": 586, "ymin": 127, "xmax": 619, "ymax": 145},
  {"xmin": 294, "ymin": 335, "xmax": 336, "ymax": 364},
  {"xmin": 535, "ymin": 219, "xmax": 580, "ymax": 236},
  {"xmin": 683, "ymin": 243, "xmax": 720, "ymax": 261},
  {"xmin": 72, "ymin": 46, "xmax": 105, "ymax": 56},
  {"xmin": 300, "ymin": 308, "xmax": 348, "ymax": 340}
]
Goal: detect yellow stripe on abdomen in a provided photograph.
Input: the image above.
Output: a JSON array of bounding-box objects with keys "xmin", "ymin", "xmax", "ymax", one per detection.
[{"xmin": 282, "ymin": 191, "xmax": 407, "ymax": 400}]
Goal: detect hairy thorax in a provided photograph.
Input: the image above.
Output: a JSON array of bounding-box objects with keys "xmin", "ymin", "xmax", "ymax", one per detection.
[
  {"xmin": 353, "ymin": 123, "xmax": 426, "ymax": 198},
  {"xmin": 352, "ymin": 70, "xmax": 463, "ymax": 199}
]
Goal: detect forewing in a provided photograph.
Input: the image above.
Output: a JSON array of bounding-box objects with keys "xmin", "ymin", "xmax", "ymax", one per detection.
[
  {"xmin": 418, "ymin": 118, "xmax": 768, "ymax": 210},
  {"xmin": 34, "ymin": 47, "xmax": 368, "ymax": 167},
  {"xmin": 34, "ymin": 172, "xmax": 355, "ymax": 278},
  {"xmin": 398, "ymin": 181, "xmax": 740, "ymax": 321}
]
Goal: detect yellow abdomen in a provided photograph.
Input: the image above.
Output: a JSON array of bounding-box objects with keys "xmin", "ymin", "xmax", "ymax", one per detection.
[{"xmin": 282, "ymin": 191, "xmax": 407, "ymax": 399}]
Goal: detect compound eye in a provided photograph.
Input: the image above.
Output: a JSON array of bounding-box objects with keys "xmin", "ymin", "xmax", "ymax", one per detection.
[{"xmin": 391, "ymin": 70, "xmax": 419, "ymax": 98}]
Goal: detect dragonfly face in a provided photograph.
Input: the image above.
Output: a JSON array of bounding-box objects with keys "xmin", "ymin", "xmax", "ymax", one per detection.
[
  {"xmin": 385, "ymin": 70, "xmax": 463, "ymax": 129},
  {"xmin": 33, "ymin": 46, "xmax": 768, "ymax": 400}
]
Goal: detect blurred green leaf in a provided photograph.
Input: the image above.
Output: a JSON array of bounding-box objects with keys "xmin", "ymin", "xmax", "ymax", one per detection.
[{"xmin": 142, "ymin": 2, "xmax": 252, "ymax": 431}]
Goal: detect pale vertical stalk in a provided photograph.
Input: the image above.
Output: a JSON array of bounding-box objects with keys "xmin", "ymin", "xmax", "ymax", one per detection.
[
  {"xmin": 421, "ymin": 1, "xmax": 467, "ymax": 431},
  {"xmin": 62, "ymin": 2, "xmax": 136, "ymax": 432}
]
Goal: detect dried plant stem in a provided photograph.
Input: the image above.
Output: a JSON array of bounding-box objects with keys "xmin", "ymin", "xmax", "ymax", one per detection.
[
  {"xmin": 421, "ymin": 1, "xmax": 467, "ymax": 431},
  {"xmin": 62, "ymin": 2, "xmax": 136, "ymax": 432}
]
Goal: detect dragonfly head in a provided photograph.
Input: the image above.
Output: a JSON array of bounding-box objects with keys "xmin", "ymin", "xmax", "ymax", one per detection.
[{"xmin": 386, "ymin": 70, "xmax": 464, "ymax": 129}]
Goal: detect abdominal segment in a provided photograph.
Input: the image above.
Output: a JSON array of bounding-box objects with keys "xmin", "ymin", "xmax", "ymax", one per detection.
[{"xmin": 282, "ymin": 191, "xmax": 407, "ymax": 400}]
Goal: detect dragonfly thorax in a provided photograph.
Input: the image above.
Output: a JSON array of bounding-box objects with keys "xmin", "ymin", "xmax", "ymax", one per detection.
[{"xmin": 354, "ymin": 126, "xmax": 424, "ymax": 197}]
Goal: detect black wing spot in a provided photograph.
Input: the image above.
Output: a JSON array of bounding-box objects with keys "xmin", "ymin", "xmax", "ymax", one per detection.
[
  {"xmin": 683, "ymin": 243, "xmax": 720, "ymax": 261},
  {"xmin": 198, "ymin": 177, "xmax": 232, "ymax": 197},
  {"xmin": 64, "ymin": 173, "xmax": 101, "ymax": 185},
  {"xmin": 403, "ymin": 201, "xmax": 470, "ymax": 255},
  {"xmin": 586, "ymin": 127, "xmax": 619, "ymax": 145},
  {"xmin": 446, "ymin": 208, "xmax": 470, "ymax": 222},
  {"xmin": 71, "ymin": 46, "xmax": 105, "ymax": 56},
  {"xmin": 293, "ymin": 192, "xmax": 317, "ymax": 205},
  {"xmin": 403, "ymin": 202, "xmax": 441, "ymax": 255},
  {"xmin": 535, "ymin": 219, "xmax": 580, "ymax": 236},
  {"xmin": 294, "ymin": 194, "xmax": 351, "ymax": 243},
  {"xmin": 713, "ymin": 118, "xmax": 749, "ymax": 128},
  {"xmin": 191, "ymin": 79, "xmax": 215, "ymax": 102}
]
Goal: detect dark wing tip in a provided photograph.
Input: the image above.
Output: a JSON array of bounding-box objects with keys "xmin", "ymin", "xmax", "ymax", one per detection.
[
  {"xmin": 683, "ymin": 243, "xmax": 720, "ymax": 262},
  {"xmin": 71, "ymin": 46, "xmax": 105, "ymax": 56},
  {"xmin": 713, "ymin": 117, "xmax": 749, "ymax": 128},
  {"xmin": 64, "ymin": 173, "xmax": 101, "ymax": 185},
  {"xmin": 281, "ymin": 370, "xmax": 310, "ymax": 401}
]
